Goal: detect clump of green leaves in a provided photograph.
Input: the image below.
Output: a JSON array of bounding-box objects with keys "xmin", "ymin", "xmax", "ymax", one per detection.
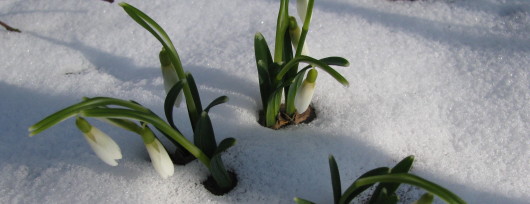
[
  {"xmin": 294, "ymin": 155, "xmax": 466, "ymax": 204},
  {"xmin": 255, "ymin": 0, "xmax": 350, "ymax": 129}
]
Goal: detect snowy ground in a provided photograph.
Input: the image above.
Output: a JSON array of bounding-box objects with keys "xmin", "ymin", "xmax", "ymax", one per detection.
[{"xmin": 1, "ymin": 0, "xmax": 528, "ymax": 203}]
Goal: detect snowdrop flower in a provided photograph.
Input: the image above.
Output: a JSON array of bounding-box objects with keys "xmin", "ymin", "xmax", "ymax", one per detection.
[
  {"xmin": 289, "ymin": 17, "xmax": 310, "ymax": 56},
  {"xmin": 142, "ymin": 128, "xmax": 174, "ymax": 179},
  {"xmin": 75, "ymin": 117, "xmax": 122, "ymax": 166},
  {"xmin": 296, "ymin": 0, "xmax": 311, "ymax": 23},
  {"xmin": 295, "ymin": 68, "xmax": 318, "ymax": 113},
  {"xmin": 159, "ymin": 49, "xmax": 183, "ymax": 107}
]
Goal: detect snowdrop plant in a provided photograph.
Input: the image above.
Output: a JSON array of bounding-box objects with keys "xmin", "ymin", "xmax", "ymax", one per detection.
[
  {"xmin": 28, "ymin": 3, "xmax": 238, "ymax": 194},
  {"xmin": 255, "ymin": 0, "xmax": 350, "ymax": 129},
  {"xmin": 29, "ymin": 93, "xmax": 237, "ymax": 193},
  {"xmin": 294, "ymin": 155, "xmax": 466, "ymax": 204}
]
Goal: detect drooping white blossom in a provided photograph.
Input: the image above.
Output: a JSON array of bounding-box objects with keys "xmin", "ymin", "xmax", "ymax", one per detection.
[
  {"xmin": 296, "ymin": 0, "xmax": 310, "ymax": 23},
  {"xmin": 76, "ymin": 117, "xmax": 122, "ymax": 166},
  {"xmin": 294, "ymin": 68, "xmax": 318, "ymax": 113},
  {"xmin": 145, "ymin": 138, "xmax": 174, "ymax": 179}
]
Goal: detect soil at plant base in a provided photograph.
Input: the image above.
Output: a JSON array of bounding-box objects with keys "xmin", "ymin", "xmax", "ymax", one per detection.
[
  {"xmin": 170, "ymin": 148, "xmax": 196, "ymax": 165},
  {"xmin": 258, "ymin": 104, "xmax": 316, "ymax": 130},
  {"xmin": 202, "ymin": 171, "xmax": 238, "ymax": 196}
]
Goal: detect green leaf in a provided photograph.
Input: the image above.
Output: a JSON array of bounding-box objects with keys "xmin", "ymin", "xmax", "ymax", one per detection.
[
  {"xmin": 370, "ymin": 188, "xmax": 399, "ymax": 204},
  {"xmin": 204, "ymin": 96, "xmax": 229, "ymax": 113},
  {"xmin": 329, "ymin": 155, "xmax": 342, "ymax": 204},
  {"xmin": 164, "ymin": 80, "xmax": 186, "ymax": 131},
  {"xmin": 265, "ymin": 90, "xmax": 282, "ymax": 127},
  {"xmin": 255, "ymin": 33, "xmax": 273, "ymax": 109},
  {"xmin": 254, "ymin": 33, "xmax": 273, "ymax": 69},
  {"xmin": 257, "ymin": 60, "xmax": 272, "ymax": 110},
  {"xmin": 282, "ymin": 27, "xmax": 296, "ymax": 110},
  {"xmin": 277, "ymin": 55, "xmax": 349, "ymax": 86},
  {"xmin": 214, "ymin": 137, "xmax": 236, "ymax": 155},
  {"xmin": 339, "ymin": 167, "xmax": 390, "ymax": 204},
  {"xmin": 319, "ymin": 57, "xmax": 350, "ymax": 67},
  {"xmin": 185, "ymin": 73, "xmax": 203, "ymax": 130},
  {"xmin": 209, "ymin": 154, "xmax": 234, "ymax": 190},
  {"xmin": 274, "ymin": 0, "xmax": 290, "ymax": 63},
  {"xmin": 353, "ymin": 174, "xmax": 466, "ymax": 204},
  {"xmin": 293, "ymin": 197, "xmax": 316, "ymax": 204},
  {"xmin": 386, "ymin": 155, "xmax": 415, "ymax": 192},
  {"xmin": 193, "ymin": 111, "xmax": 217, "ymax": 158},
  {"xmin": 369, "ymin": 155, "xmax": 415, "ymax": 204}
]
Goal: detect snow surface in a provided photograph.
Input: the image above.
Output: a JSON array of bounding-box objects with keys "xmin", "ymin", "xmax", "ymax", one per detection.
[{"xmin": 1, "ymin": 0, "xmax": 529, "ymax": 203}]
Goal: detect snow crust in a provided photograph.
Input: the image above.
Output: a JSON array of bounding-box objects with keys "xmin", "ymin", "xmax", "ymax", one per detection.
[{"xmin": 1, "ymin": 0, "xmax": 528, "ymax": 203}]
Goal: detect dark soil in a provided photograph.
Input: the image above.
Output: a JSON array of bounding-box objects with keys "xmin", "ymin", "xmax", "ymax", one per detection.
[
  {"xmin": 258, "ymin": 104, "xmax": 317, "ymax": 129},
  {"xmin": 202, "ymin": 171, "xmax": 238, "ymax": 196}
]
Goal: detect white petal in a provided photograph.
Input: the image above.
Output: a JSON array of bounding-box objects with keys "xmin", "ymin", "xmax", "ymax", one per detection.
[
  {"xmin": 301, "ymin": 44, "xmax": 310, "ymax": 56},
  {"xmin": 162, "ymin": 65, "xmax": 183, "ymax": 107},
  {"xmin": 145, "ymin": 139, "xmax": 174, "ymax": 179},
  {"xmin": 83, "ymin": 127, "xmax": 122, "ymax": 166},
  {"xmin": 294, "ymin": 81, "xmax": 315, "ymax": 113},
  {"xmin": 296, "ymin": 0, "xmax": 309, "ymax": 23}
]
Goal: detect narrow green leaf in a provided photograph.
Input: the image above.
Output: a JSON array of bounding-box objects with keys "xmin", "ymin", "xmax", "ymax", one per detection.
[
  {"xmin": 255, "ymin": 33, "xmax": 274, "ymax": 110},
  {"xmin": 339, "ymin": 167, "xmax": 390, "ymax": 204},
  {"xmin": 282, "ymin": 27, "xmax": 296, "ymax": 109},
  {"xmin": 257, "ymin": 60, "xmax": 272, "ymax": 110},
  {"xmin": 164, "ymin": 80, "xmax": 186, "ymax": 131},
  {"xmin": 193, "ymin": 111, "xmax": 217, "ymax": 158},
  {"xmin": 185, "ymin": 73, "xmax": 203, "ymax": 130},
  {"xmin": 204, "ymin": 96, "xmax": 229, "ymax": 113},
  {"xmin": 214, "ymin": 137, "xmax": 236, "ymax": 155},
  {"xmin": 209, "ymin": 154, "xmax": 234, "ymax": 190},
  {"xmin": 277, "ymin": 55, "xmax": 349, "ymax": 86},
  {"xmin": 369, "ymin": 187, "xmax": 399, "ymax": 204},
  {"xmin": 386, "ymin": 155, "xmax": 415, "ymax": 193},
  {"xmin": 254, "ymin": 33, "xmax": 273, "ymax": 69},
  {"xmin": 265, "ymin": 90, "xmax": 282, "ymax": 127},
  {"xmin": 353, "ymin": 174, "xmax": 466, "ymax": 204},
  {"xmin": 329, "ymin": 155, "xmax": 342, "ymax": 204},
  {"xmin": 369, "ymin": 155, "xmax": 415, "ymax": 204},
  {"xmin": 319, "ymin": 57, "xmax": 350, "ymax": 67},
  {"xmin": 294, "ymin": 197, "xmax": 316, "ymax": 204},
  {"xmin": 274, "ymin": 0, "xmax": 290, "ymax": 63}
]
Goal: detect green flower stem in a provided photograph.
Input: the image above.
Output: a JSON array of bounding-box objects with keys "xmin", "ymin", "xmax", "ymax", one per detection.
[
  {"xmin": 353, "ymin": 174, "xmax": 466, "ymax": 204},
  {"xmin": 274, "ymin": 0, "xmax": 290, "ymax": 63},
  {"xmin": 103, "ymin": 118, "xmax": 143, "ymax": 134},
  {"xmin": 29, "ymin": 97, "xmax": 151, "ymax": 136},
  {"xmin": 80, "ymin": 108, "xmax": 212, "ymax": 167},
  {"xmin": 295, "ymin": 0, "xmax": 314, "ymax": 58}
]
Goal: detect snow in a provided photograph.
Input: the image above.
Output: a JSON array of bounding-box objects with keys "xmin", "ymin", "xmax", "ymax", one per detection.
[{"xmin": 1, "ymin": 0, "xmax": 529, "ymax": 203}]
